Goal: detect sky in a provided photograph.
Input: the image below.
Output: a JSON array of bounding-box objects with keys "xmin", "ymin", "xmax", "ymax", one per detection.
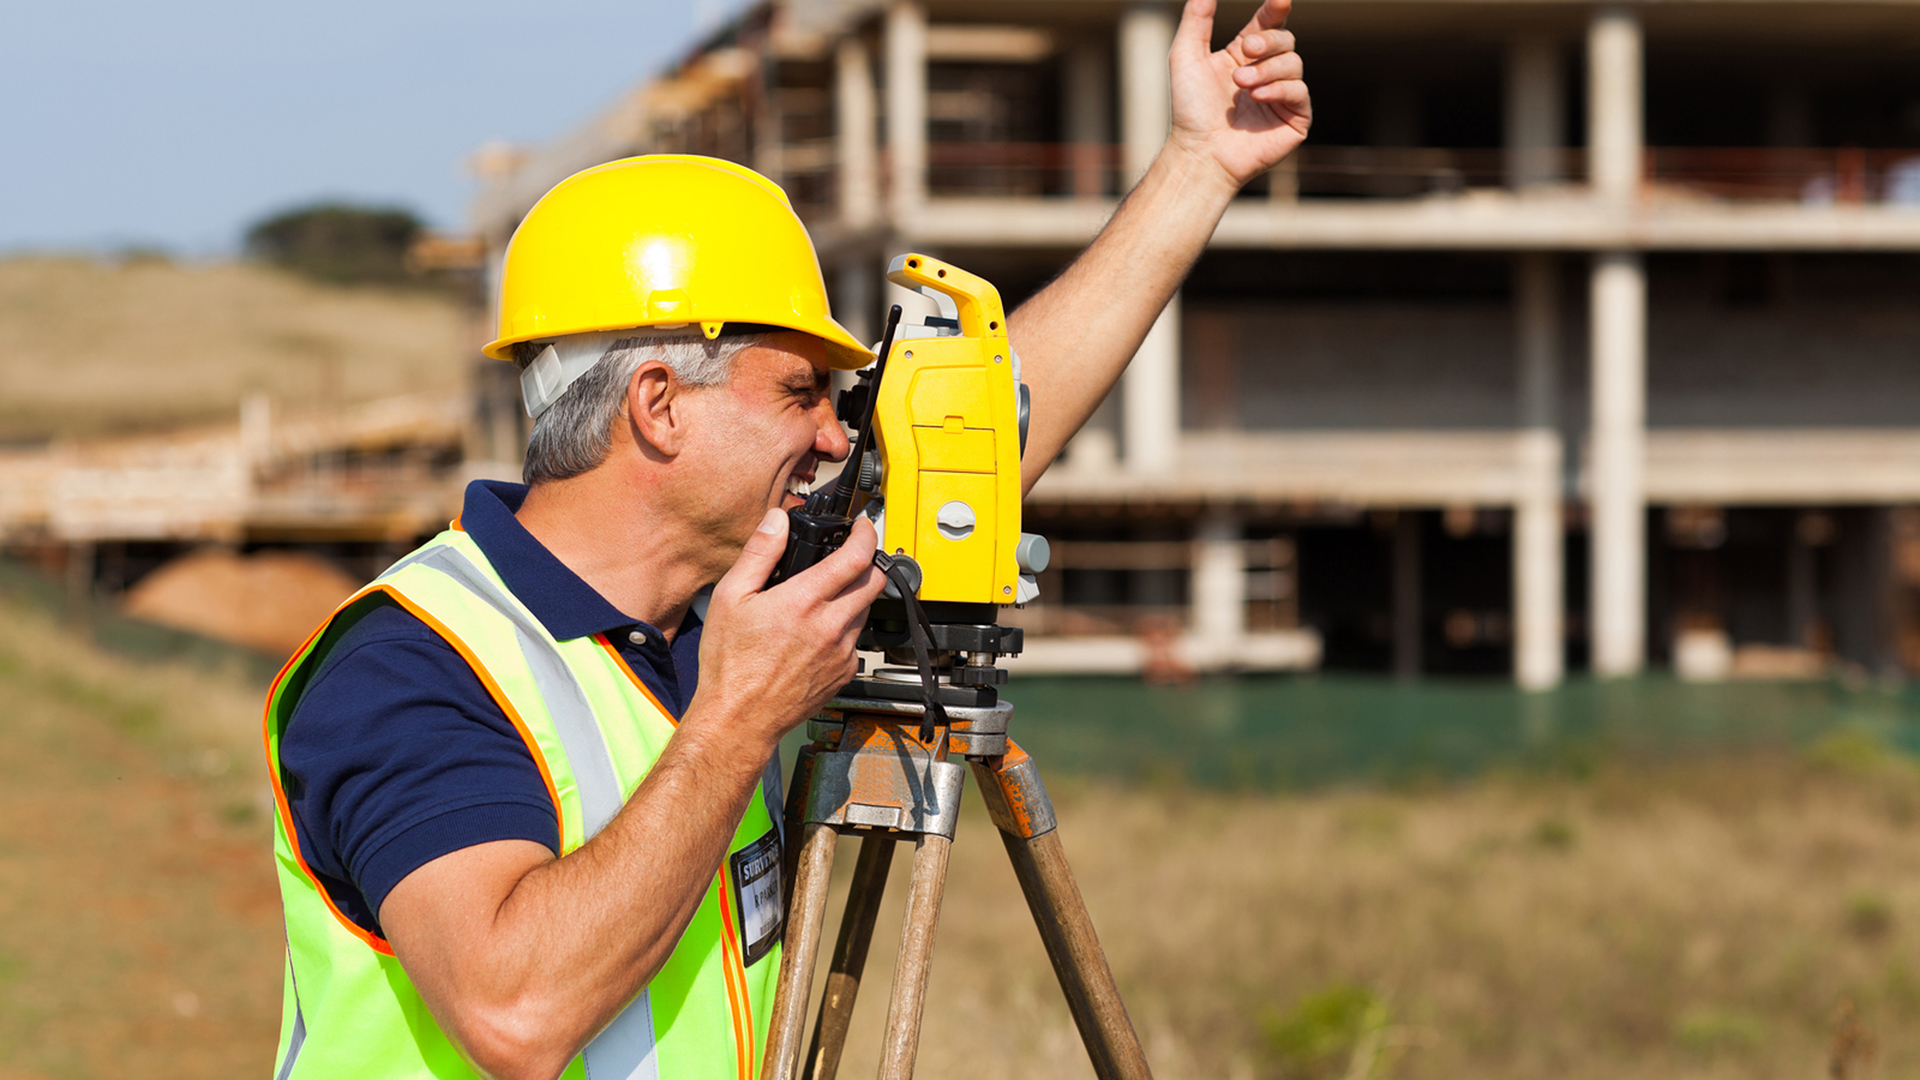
[{"xmin": 0, "ymin": 0, "xmax": 747, "ymax": 255}]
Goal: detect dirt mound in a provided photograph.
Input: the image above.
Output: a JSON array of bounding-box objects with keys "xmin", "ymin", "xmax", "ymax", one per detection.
[{"xmin": 123, "ymin": 548, "xmax": 360, "ymax": 658}]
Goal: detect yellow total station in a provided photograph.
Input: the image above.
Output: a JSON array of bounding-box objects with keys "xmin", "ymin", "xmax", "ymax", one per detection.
[{"xmin": 871, "ymin": 254, "xmax": 1027, "ymax": 607}]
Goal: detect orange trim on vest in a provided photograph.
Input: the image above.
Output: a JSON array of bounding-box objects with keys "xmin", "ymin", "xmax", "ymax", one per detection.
[
  {"xmin": 263, "ymin": 590, "xmax": 400, "ymax": 957},
  {"xmin": 263, "ymin": 583, "xmax": 566, "ymax": 956},
  {"xmin": 594, "ymin": 634, "xmax": 679, "ymax": 727},
  {"xmin": 450, "ymin": 515, "xmax": 465, "ymax": 532},
  {"xmin": 712, "ymin": 875, "xmax": 755, "ymax": 1080}
]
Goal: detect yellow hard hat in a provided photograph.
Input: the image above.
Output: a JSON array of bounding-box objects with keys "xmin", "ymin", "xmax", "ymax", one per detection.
[{"xmin": 483, "ymin": 154, "xmax": 872, "ymax": 370}]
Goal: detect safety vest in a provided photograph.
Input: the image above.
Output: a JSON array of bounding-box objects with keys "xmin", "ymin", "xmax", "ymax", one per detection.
[{"xmin": 263, "ymin": 528, "xmax": 784, "ymax": 1080}]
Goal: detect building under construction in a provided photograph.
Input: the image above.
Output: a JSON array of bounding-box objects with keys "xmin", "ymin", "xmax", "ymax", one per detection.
[
  {"xmin": 460, "ymin": 0, "xmax": 1920, "ymax": 686},
  {"xmin": 7, "ymin": 0, "xmax": 1916, "ymax": 685}
]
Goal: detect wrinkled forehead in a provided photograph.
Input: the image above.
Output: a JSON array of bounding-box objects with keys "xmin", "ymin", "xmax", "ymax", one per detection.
[{"xmin": 733, "ymin": 330, "xmax": 831, "ymax": 382}]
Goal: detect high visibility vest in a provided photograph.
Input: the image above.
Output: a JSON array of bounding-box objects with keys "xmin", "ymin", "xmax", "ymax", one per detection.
[{"xmin": 263, "ymin": 528, "xmax": 784, "ymax": 1080}]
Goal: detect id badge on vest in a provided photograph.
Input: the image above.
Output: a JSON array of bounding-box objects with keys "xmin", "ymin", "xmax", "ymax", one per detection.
[{"xmin": 729, "ymin": 830, "xmax": 783, "ymax": 966}]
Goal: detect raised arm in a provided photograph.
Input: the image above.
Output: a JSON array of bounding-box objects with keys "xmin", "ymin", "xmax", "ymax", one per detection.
[{"xmin": 1012, "ymin": 0, "xmax": 1311, "ymax": 493}]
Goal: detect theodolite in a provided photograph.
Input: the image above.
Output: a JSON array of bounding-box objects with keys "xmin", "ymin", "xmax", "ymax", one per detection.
[{"xmin": 759, "ymin": 254, "xmax": 1151, "ymax": 1080}]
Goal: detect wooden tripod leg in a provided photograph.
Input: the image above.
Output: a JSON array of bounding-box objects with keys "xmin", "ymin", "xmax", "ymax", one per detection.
[
  {"xmin": 781, "ymin": 746, "xmax": 820, "ymax": 914},
  {"xmin": 972, "ymin": 750, "xmax": 1153, "ymax": 1080},
  {"xmin": 876, "ymin": 833, "xmax": 954, "ymax": 1080},
  {"xmin": 802, "ymin": 834, "xmax": 896, "ymax": 1080},
  {"xmin": 762, "ymin": 821, "xmax": 840, "ymax": 1080}
]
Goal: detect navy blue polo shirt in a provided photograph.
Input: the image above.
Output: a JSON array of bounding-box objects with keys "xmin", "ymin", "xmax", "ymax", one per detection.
[{"xmin": 279, "ymin": 479, "xmax": 704, "ymax": 936}]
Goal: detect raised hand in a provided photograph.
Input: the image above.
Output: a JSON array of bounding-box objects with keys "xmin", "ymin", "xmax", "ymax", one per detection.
[{"xmin": 1167, "ymin": 0, "xmax": 1312, "ymax": 190}]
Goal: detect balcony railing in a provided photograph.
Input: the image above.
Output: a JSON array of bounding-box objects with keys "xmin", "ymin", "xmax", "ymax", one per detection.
[
  {"xmin": 782, "ymin": 143, "xmax": 1920, "ymax": 209},
  {"xmin": 1645, "ymin": 147, "xmax": 1920, "ymax": 204}
]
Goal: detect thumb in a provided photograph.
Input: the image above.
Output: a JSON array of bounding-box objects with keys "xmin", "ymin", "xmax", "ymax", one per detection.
[
  {"xmin": 718, "ymin": 508, "xmax": 789, "ymax": 598},
  {"xmin": 1172, "ymin": 0, "xmax": 1218, "ymax": 65}
]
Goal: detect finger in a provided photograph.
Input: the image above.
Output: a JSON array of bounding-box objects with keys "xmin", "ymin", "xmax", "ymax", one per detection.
[
  {"xmin": 828, "ymin": 559, "xmax": 888, "ymax": 607},
  {"xmin": 1237, "ymin": 0, "xmax": 1292, "ymax": 38},
  {"xmin": 1232, "ymin": 50, "xmax": 1304, "ymax": 90},
  {"xmin": 826, "ymin": 522, "xmax": 888, "ymax": 607},
  {"xmin": 846, "ymin": 516, "xmax": 879, "ymax": 557},
  {"xmin": 714, "ymin": 508, "xmax": 788, "ymax": 601},
  {"xmin": 1250, "ymin": 77, "xmax": 1312, "ymax": 111},
  {"xmin": 796, "ymin": 517, "xmax": 880, "ymax": 598},
  {"xmin": 1171, "ymin": 0, "xmax": 1218, "ymax": 66},
  {"xmin": 1235, "ymin": 28, "xmax": 1295, "ymax": 62}
]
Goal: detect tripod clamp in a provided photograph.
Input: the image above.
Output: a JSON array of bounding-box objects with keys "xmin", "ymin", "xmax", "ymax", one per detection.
[{"xmin": 797, "ymin": 696, "xmax": 1054, "ymax": 843}]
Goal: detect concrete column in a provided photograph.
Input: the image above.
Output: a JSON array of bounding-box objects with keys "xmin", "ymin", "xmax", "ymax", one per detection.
[
  {"xmin": 1587, "ymin": 6, "xmax": 1643, "ymax": 203},
  {"xmin": 1065, "ymin": 40, "xmax": 1113, "ymax": 199},
  {"xmin": 885, "ymin": 1, "xmax": 927, "ymax": 221},
  {"xmin": 1516, "ymin": 253, "xmax": 1560, "ymax": 431},
  {"xmin": 837, "ymin": 37, "xmax": 879, "ymax": 228},
  {"xmin": 1514, "ymin": 253, "xmax": 1564, "ymax": 689},
  {"xmin": 1589, "ymin": 250, "xmax": 1647, "ymax": 676},
  {"xmin": 1393, "ymin": 511, "xmax": 1423, "ymax": 679},
  {"xmin": 1119, "ymin": 3, "xmax": 1174, "ymax": 187},
  {"xmin": 1192, "ymin": 512, "xmax": 1248, "ymax": 659},
  {"xmin": 1504, "ymin": 35, "xmax": 1565, "ymax": 189},
  {"xmin": 1513, "ymin": 466, "xmax": 1564, "ymax": 687},
  {"xmin": 1123, "ymin": 292, "xmax": 1181, "ymax": 474}
]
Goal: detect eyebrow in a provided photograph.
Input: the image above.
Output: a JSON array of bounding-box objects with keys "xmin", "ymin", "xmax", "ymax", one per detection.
[{"xmin": 781, "ymin": 368, "xmax": 830, "ymax": 393}]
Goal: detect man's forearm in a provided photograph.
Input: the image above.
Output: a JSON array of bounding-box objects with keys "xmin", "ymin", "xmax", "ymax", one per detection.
[
  {"xmin": 386, "ymin": 511, "xmax": 884, "ymax": 1080},
  {"xmin": 384, "ymin": 716, "xmax": 776, "ymax": 1080},
  {"xmin": 1004, "ymin": 0, "xmax": 1309, "ymax": 492},
  {"xmin": 1010, "ymin": 145, "xmax": 1238, "ymax": 493}
]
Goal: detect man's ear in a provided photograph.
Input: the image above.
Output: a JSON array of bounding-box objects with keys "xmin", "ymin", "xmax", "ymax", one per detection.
[{"xmin": 625, "ymin": 361, "xmax": 690, "ymax": 457}]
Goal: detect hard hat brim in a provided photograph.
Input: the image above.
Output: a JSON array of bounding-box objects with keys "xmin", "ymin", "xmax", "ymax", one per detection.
[{"xmin": 483, "ymin": 313, "xmax": 874, "ymax": 371}]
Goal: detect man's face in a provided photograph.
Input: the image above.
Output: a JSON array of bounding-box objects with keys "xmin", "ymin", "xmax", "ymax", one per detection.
[{"xmin": 672, "ymin": 331, "xmax": 850, "ymax": 557}]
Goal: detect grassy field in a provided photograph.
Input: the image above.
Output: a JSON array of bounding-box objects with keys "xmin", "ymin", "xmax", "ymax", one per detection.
[
  {"xmin": 1, "ymin": 582, "xmax": 1915, "ymax": 1079},
  {"xmin": 0, "ymin": 588, "xmax": 280, "ymax": 1077},
  {"xmin": 0, "ymin": 255, "xmax": 470, "ymax": 442}
]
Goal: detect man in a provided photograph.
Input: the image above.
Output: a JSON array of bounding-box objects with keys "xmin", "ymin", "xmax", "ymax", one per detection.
[{"xmin": 264, "ymin": 1, "xmax": 1309, "ymax": 1077}]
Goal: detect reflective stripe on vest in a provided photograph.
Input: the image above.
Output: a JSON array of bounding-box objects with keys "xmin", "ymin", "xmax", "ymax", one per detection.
[
  {"xmin": 276, "ymin": 957, "xmax": 306, "ymax": 1080},
  {"xmin": 397, "ymin": 547, "xmax": 626, "ymax": 833},
  {"xmin": 401, "ymin": 545, "xmax": 658, "ymax": 1080}
]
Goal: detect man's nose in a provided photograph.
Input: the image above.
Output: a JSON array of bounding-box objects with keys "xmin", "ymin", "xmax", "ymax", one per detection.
[{"xmin": 815, "ymin": 401, "xmax": 852, "ymax": 461}]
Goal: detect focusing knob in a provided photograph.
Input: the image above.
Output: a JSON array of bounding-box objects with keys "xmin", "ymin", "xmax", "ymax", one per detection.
[{"xmin": 857, "ymin": 456, "xmax": 882, "ymax": 491}]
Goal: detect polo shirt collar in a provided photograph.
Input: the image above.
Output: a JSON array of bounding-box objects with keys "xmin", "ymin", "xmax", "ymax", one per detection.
[{"xmin": 457, "ymin": 479, "xmax": 685, "ymax": 644}]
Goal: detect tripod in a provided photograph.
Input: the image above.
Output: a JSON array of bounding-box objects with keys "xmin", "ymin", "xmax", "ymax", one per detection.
[{"xmin": 758, "ymin": 692, "xmax": 1153, "ymax": 1080}]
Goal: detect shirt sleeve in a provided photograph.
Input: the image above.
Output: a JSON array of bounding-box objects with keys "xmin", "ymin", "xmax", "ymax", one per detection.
[{"xmin": 279, "ymin": 603, "xmax": 560, "ymax": 934}]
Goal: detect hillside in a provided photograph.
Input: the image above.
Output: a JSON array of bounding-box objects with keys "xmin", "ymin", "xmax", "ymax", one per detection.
[{"xmin": 0, "ymin": 256, "xmax": 472, "ymax": 442}]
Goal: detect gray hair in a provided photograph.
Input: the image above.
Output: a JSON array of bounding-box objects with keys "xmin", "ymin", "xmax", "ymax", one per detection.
[{"xmin": 513, "ymin": 332, "xmax": 769, "ymax": 485}]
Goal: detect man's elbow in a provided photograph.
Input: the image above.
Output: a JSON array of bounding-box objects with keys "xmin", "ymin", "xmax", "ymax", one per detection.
[{"xmin": 451, "ymin": 997, "xmax": 581, "ymax": 1080}]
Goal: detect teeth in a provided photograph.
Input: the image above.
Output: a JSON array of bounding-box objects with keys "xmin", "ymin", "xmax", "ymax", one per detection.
[{"xmin": 786, "ymin": 477, "xmax": 811, "ymax": 497}]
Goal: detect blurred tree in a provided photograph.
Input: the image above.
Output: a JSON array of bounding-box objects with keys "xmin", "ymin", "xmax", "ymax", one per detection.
[{"xmin": 244, "ymin": 203, "xmax": 423, "ymax": 285}]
